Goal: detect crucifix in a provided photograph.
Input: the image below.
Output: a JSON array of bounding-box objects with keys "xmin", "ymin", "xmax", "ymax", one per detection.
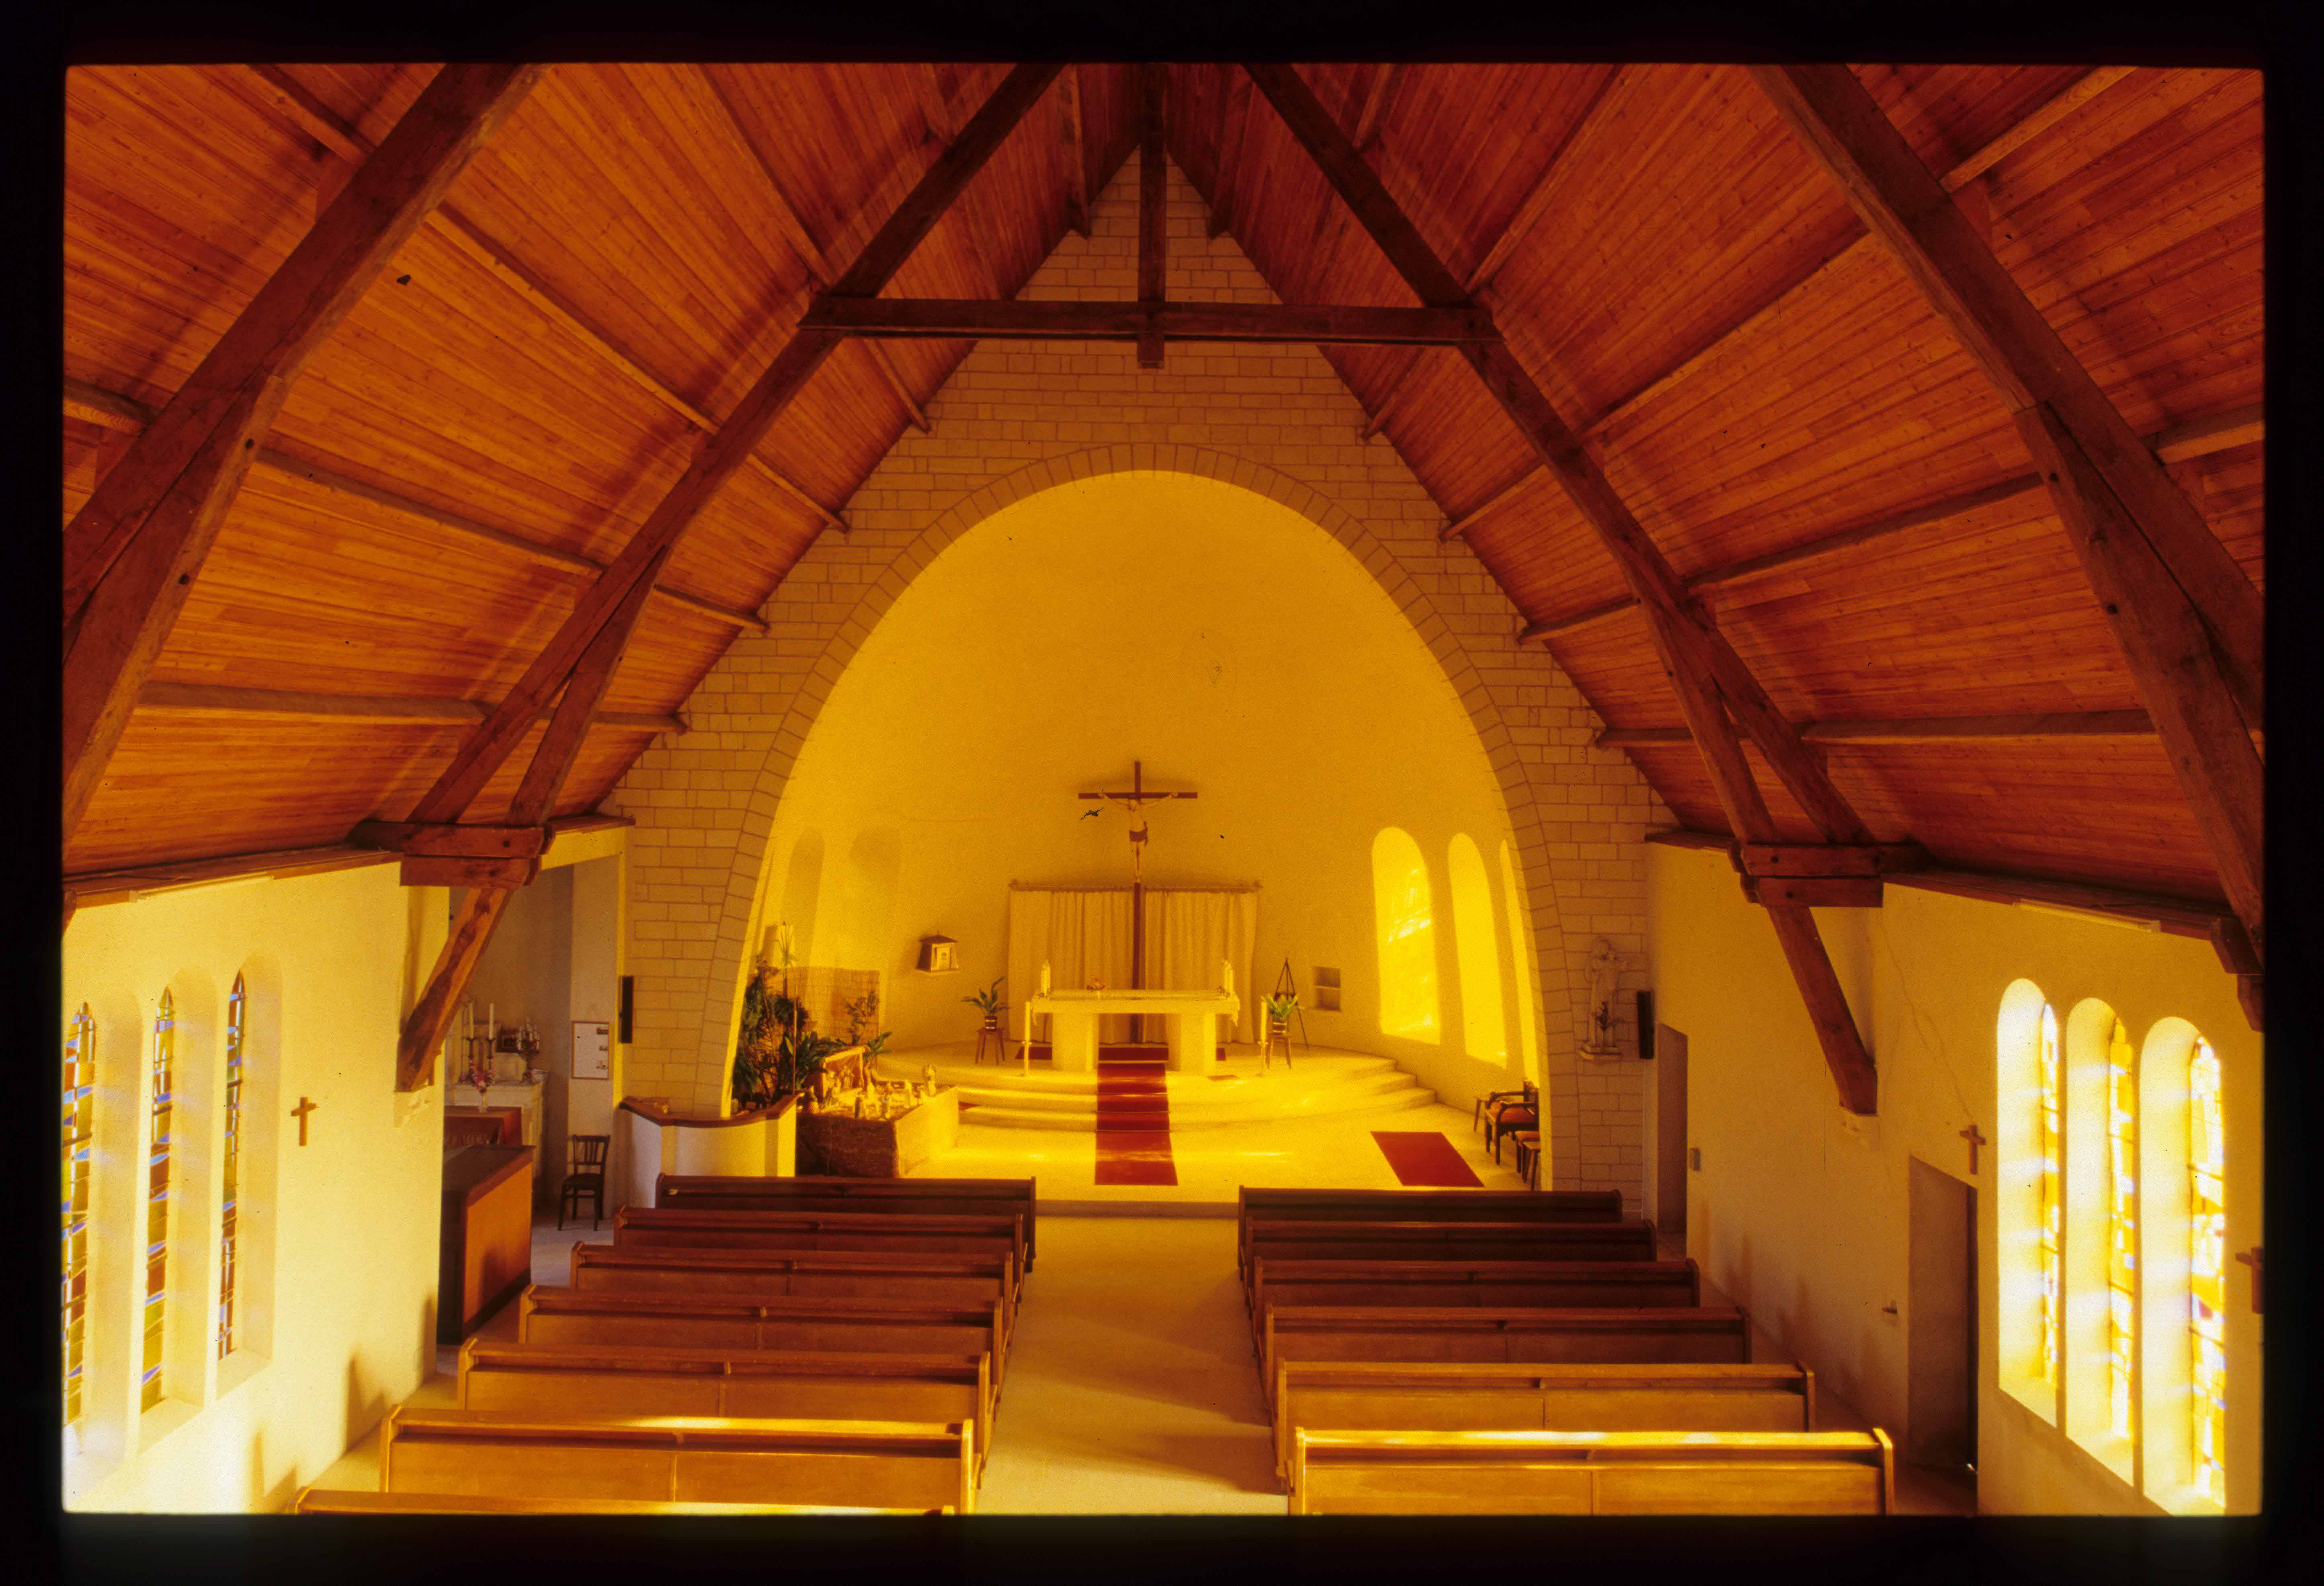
[
  {"xmin": 1959, "ymin": 1125, "xmax": 1988, "ymax": 1176},
  {"xmin": 1079, "ymin": 760, "xmax": 1197, "ymax": 1030},
  {"xmin": 291, "ymin": 1095, "xmax": 318, "ymax": 1147}
]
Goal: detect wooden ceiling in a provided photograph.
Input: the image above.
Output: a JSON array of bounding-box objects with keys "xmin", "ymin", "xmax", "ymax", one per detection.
[{"xmin": 62, "ymin": 61, "xmax": 2263, "ymax": 910}]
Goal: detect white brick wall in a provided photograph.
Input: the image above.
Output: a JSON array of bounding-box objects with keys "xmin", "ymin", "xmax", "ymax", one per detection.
[{"xmin": 607, "ymin": 152, "xmax": 1666, "ymax": 1203}]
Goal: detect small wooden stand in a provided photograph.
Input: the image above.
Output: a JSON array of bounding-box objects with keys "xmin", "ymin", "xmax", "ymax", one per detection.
[
  {"xmin": 972, "ymin": 1015, "xmax": 1005, "ymax": 1065},
  {"xmin": 1262, "ymin": 1011, "xmax": 1295, "ymax": 1071}
]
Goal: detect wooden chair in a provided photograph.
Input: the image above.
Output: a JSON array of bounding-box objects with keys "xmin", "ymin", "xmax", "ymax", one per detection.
[
  {"xmin": 1473, "ymin": 1088, "xmax": 1525, "ymax": 1136},
  {"xmin": 1512, "ymin": 1131, "xmax": 1541, "ymax": 1190},
  {"xmin": 558, "ymin": 1134, "xmax": 611, "ymax": 1230},
  {"xmin": 1487, "ymin": 1082, "xmax": 1538, "ymax": 1164}
]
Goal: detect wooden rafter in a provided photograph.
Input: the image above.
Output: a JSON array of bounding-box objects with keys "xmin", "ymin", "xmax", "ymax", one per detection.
[
  {"xmin": 1245, "ymin": 60, "xmax": 1883, "ymax": 1113},
  {"xmin": 1752, "ymin": 63, "xmax": 2265, "ymax": 963},
  {"xmin": 1208, "ymin": 69, "xmax": 1254, "ymax": 240},
  {"xmin": 1443, "ymin": 65, "xmax": 2151, "ymax": 546},
  {"xmin": 137, "ymin": 680, "xmax": 684, "ymax": 736},
  {"xmin": 1058, "ymin": 64, "xmax": 1090, "ymax": 237},
  {"xmin": 1138, "ymin": 64, "xmax": 1166, "ymax": 369},
  {"xmin": 1359, "ymin": 349, "xmax": 1430, "ymax": 440},
  {"xmin": 799, "ymin": 297, "xmax": 1494, "ymax": 344},
  {"xmin": 1513, "ymin": 402, "xmax": 2263, "ymax": 645},
  {"xmin": 68, "ymin": 379, "xmax": 771, "ymax": 635},
  {"xmin": 1597, "ymin": 710, "xmax": 2163, "ymax": 748},
  {"xmin": 1350, "ymin": 64, "xmax": 1404, "ymax": 152},
  {"xmin": 387, "ymin": 63, "xmax": 1065, "ymax": 1090},
  {"xmin": 1462, "ymin": 64, "xmax": 1625, "ymax": 295},
  {"xmin": 245, "ymin": 65, "xmax": 849, "ymax": 537},
  {"xmin": 61, "ymin": 64, "xmax": 543, "ymax": 850}
]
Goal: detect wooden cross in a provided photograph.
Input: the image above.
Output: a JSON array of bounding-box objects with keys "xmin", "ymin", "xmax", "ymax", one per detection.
[
  {"xmin": 1079, "ymin": 760, "xmax": 1197, "ymax": 884},
  {"xmin": 1959, "ymin": 1125, "xmax": 1988, "ymax": 1175},
  {"xmin": 291, "ymin": 1095, "xmax": 318, "ymax": 1146}
]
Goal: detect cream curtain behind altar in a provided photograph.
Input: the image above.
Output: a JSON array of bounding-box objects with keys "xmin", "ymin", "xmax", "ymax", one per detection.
[
  {"xmin": 1008, "ymin": 887, "xmax": 1137, "ymax": 1043},
  {"xmin": 1007, "ymin": 884, "xmax": 1258, "ymax": 1046},
  {"xmin": 1144, "ymin": 887, "xmax": 1261, "ymax": 1043}
]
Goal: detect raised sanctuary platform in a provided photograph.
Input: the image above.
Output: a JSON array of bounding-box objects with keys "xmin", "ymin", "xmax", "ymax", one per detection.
[{"xmin": 874, "ymin": 1043, "xmax": 1436, "ymax": 1132}]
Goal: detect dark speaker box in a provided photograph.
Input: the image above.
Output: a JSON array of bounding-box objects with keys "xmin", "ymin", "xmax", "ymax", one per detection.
[
  {"xmin": 1637, "ymin": 991, "xmax": 1655, "ymax": 1061},
  {"xmin": 618, "ymin": 975, "xmax": 633, "ymax": 1044}
]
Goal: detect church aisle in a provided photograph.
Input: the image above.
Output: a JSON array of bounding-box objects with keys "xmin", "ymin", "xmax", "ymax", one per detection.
[{"xmin": 976, "ymin": 1217, "xmax": 1284, "ymax": 1514}]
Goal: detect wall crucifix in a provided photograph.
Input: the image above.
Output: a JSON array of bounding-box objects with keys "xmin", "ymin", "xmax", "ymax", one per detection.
[{"xmin": 1079, "ymin": 760, "xmax": 1197, "ymax": 885}]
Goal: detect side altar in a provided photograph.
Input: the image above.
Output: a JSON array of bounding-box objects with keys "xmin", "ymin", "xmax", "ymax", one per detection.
[{"xmin": 1026, "ymin": 982, "xmax": 1241, "ymax": 1075}]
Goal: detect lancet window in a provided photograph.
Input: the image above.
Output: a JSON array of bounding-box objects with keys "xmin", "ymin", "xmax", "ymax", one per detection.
[
  {"xmin": 2107, "ymin": 1016, "xmax": 2140, "ymax": 1442},
  {"xmin": 141, "ymin": 992, "xmax": 174, "ymax": 1412},
  {"xmin": 2188, "ymin": 1036, "xmax": 2227, "ymax": 1505},
  {"xmin": 217, "ymin": 975, "xmax": 244, "ymax": 1360},
  {"xmin": 63, "ymin": 1005, "xmax": 95, "ymax": 1428},
  {"xmin": 2037, "ymin": 1002, "xmax": 2063, "ymax": 1389}
]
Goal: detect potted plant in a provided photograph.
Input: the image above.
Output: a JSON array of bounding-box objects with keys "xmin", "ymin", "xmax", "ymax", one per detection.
[
  {"xmin": 963, "ymin": 975, "xmax": 1008, "ymax": 1065},
  {"xmin": 1261, "ymin": 991, "xmax": 1299, "ymax": 1068},
  {"xmin": 732, "ymin": 928, "xmax": 847, "ymax": 1111}
]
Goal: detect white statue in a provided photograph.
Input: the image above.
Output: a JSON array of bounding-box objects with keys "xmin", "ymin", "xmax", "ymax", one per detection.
[
  {"xmin": 1221, "ymin": 959, "xmax": 1234, "ymax": 997},
  {"xmin": 1039, "ymin": 960, "xmax": 1052, "ymax": 995},
  {"xmin": 1581, "ymin": 936, "xmax": 1623, "ymax": 1055}
]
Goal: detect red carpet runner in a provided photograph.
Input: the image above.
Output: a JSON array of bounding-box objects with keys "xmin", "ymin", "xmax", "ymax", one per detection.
[
  {"xmin": 1371, "ymin": 1130, "xmax": 1483, "ymax": 1188},
  {"xmin": 1094, "ymin": 1045, "xmax": 1177, "ymax": 1186}
]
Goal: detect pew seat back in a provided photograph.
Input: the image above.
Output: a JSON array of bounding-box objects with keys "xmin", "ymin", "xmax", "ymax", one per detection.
[
  {"xmin": 294, "ymin": 1488, "xmax": 951, "ymax": 1515},
  {"xmin": 1245, "ymin": 1220, "xmax": 1659, "ymax": 1278},
  {"xmin": 616, "ymin": 1206, "xmax": 1027, "ymax": 1293},
  {"xmin": 1251, "ymin": 1258, "xmax": 1701, "ymax": 1338},
  {"xmin": 381, "ymin": 1407, "xmax": 976, "ymax": 1514},
  {"xmin": 1289, "ymin": 1428, "xmax": 1894, "ymax": 1515},
  {"xmin": 514, "ymin": 1289, "xmax": 1006, "ymax": 1387},
  {"xmin": 569, "ymin": 1244, "xmax": 1014, "ymax": 1342},
  {"xmin": 656, "ymin": 1175, "xmax": 1036, "ymax": 1266}
]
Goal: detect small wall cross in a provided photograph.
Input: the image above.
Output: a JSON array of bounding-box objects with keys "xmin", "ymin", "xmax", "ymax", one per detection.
[
  {"xmin": 1959, "ymin": 1124, "xmax": 1988, "ymax": 1175},
  {"xmin": 291, "ymin": 1095, "xmax": 318, "ymax": 1146}
]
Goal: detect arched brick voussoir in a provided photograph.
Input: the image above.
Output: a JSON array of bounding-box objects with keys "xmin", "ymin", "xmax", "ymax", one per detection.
[{"xmin": 677, "ymin": 447, "xmax": 1582, "ymax": 1147}]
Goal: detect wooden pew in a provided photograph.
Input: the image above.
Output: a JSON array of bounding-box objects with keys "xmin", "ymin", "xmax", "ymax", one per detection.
[
  {"xmin": 569, "ymin": 1244, "xmax": 1015, "ymax": 1346},
  {"xmin": 1250, "ymin": 1257, "xmax": 1701, "ymax": 1342},
  {"xmin": 1245, "ymin": 1220, "xmax": 1659, "ymax": 1277},
  {"xmin": 516, "ymin": 1289, "xmax": 1007, "ymax": 1389},
  {"xmin": 1272, "ymin": 1360, "xmax": 1815, "ymax": 1479},
  {"xmin": 656, "ymin": 1174, "xmax": 1037, "ymax": 1268},
  {"xmin": 1289, "ymin": 1428, "xmax": 1896, "ymax": 1515},
  {"xmin": 1238, "ymin": 1188, "xmax": 1622, "ymax": 1277},
  {"xmin": 615, "ymin": 1205, "xmax": 1027, "ymax": 1298},
  {"xmin": 459, "ymin": 1338, "xmax": 993, "ymax": 1480},
  {"xmin": 295, "ymin": 1488, "xmax": 952, "ymax": 1515},
  {"xmin": 380, "ymin": 1406, "xmax": 977, "ymax": 1514},
  {"xmin": 1259, "ymin": 1305, "xmax": 1754, "ymax": 1417}
]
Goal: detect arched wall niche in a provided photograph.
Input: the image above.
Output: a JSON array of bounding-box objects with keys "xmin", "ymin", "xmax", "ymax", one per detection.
[{"xmin": 721, "ymin": 459, "xmax": 1580, "ymax": 1131}]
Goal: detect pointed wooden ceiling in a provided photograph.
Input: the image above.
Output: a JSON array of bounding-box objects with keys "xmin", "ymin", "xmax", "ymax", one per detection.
[{"xmin": 63, "ymin": 62, "xmax": 2263, "ymax": 916}]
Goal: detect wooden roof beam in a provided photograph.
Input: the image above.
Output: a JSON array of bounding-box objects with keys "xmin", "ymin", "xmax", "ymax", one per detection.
[
  {"xmin": 246, "ymin": 66, "xmax": 850, "ymax": 539},
  {"xmin": 1358, "ymin": 349, "xmax": 1430, "ymax": 441},
  {"xmin": 1514, "ymin": 401, "xmax": 2260, "ymax": 643},
  {"xmin": 1246, "ymin": 60, "xmax": 1878, "ymax": 1114},
  {"xmin": 799, "ymin": 297, "xmax": 1494, "ymax": 344},
  {"xmin": 1058, "ymin": 64, "xmax": 1090, "ymax": 237},
  {"xmin": 61, "ymin": 64, "xmax": 543, "ymax": 851},
  {"xmin": 1350, "ymin": 64, "xmax": 1405, "ymax": 152},
  {"xmin": 1449, "ymin": 66, "xmax": 2154, "ymax": 541},
  {"xmin": 388, "ymin": 64, "xmax": 1064, "ymax": 1088},
  {"xmin": 1597, "ymin": 710, "xmax": 2160, "ymax": 748},
  {"xmin": 1753, "ymin": 63, "xmax": 2264, "ymax": 961},
  {"xmin": 1208, "ymin": 70, "xmax": 1254, "ymax": 240},
  {"xmin": 1462, "ymin": 65, "xmax": 1624, "ymax": 295},
  {"xmin": 137, "ymin": 680, "xmax": 686, "ymax": 736},
  {"xmin": 68, "ymin": 379, "xmax": 770, "ymax": 635},
  {"xmin": 1138, "ymin": 64, "xmax": 1166, "ymax": 369}
]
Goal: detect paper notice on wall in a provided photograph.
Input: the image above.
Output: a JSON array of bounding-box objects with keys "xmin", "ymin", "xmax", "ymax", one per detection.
[{"xmin": 572, "ymin": 1021, "xmax": 611, "ymax": 1080}]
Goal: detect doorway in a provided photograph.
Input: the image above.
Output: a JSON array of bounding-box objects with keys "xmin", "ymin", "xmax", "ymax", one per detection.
[
  {"xmin": 1906, "ymin": 1156, "xmax": 1978, "ymax": 1479},
  {"xmin": 1652, "ymin": 1024, "xmax": 1687, "ymax": 1240}
]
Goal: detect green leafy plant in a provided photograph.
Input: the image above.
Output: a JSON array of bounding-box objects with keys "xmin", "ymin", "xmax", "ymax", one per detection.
[
  {"xmin": 1262, "ymin": 991, "xmax": 1301, "ymax": 1023},
  {"xmin": 732, "ymin": 930, "xmax": 848, "ymax": 1110},
  {"xmin": 962, "ymin": 975, "xmax": 1006, "ymax": 1022}
]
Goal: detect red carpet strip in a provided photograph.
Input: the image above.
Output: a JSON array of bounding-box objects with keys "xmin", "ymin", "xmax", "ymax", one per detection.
[
  {"xmin": 1094, "ymin": 1046, "xmax": 1177, "ymax": 1186},
  {"xmin": 1371, "ymin": 1130, "xmax": 1483, "ymax": 1188}
]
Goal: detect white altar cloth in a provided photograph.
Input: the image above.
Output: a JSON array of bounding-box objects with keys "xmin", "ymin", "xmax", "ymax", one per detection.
[{"xmin": 1024, "ymin": 987, "xmax": 1241, "ymax": 1074}]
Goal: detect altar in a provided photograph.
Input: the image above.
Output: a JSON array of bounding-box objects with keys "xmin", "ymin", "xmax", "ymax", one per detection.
[{"xmin": 1026, "ymin": 986, "xmax": 1241, "ymax": 1074}]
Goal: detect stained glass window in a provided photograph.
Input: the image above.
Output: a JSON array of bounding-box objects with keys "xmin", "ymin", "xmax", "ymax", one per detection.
[
  {"xmin": 2189, "ymin": 1037, "xmax": 2226, "ymax": 1504},
  {"xmin": 141, "ymin": 992, "xmax": 174, "ymax": 1412},
  {"xmin": 2037, "ymin": 1003, "xmax": 2062, "ymax": 1388},
  {"xmin": 2107, "ymin": 1016, "xmax": 2139, "ymax": 1442},
  {"xmin": 63, "ymin": 1005, "xmax": 95, "ymax": 1428},
  {"xmin": 217, "ymin": 976, "xmax": 244, "ymax": 1360}
]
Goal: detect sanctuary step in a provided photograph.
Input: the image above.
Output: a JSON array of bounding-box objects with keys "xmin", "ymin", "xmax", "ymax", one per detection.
[{"xmin": 879, "ymin": 1048, "xmax": 1437, "ymax": 1133}]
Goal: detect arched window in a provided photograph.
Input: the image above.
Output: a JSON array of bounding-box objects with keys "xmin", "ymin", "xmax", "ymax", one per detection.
[
  {"xmin": 62, "ymin": 1004, "xmax": 94, "ymax": 1429},
  {"xmin": 2189, "ymin": 1035, "xmax": 2226, "ymax": 1505},
  {"xmin": 141, "ymin": 992, "xmax": 174, "ymax": 1412},
  {"xmin": 2107, "ymin": 1016, "xmax": 2140, "ymax": 1443},
  {"xmin": 1498, "ymin": 843, "xmax": 1542, "ymax": 1080},
  {"xmin": 1370, "ymin": 828, "xmax": 1439, "ymax": 1041},
  {"xmin": 216, "ymin": 975, "xmax": 244, "ymax": 1361},
  {"xmin": 1446, "ymin": 835, "xmax": 1506, "ymax": 1062},
  {"xmin": 2038, "ymin": 1002, "xmax": 2063, "ymax": 1391}
]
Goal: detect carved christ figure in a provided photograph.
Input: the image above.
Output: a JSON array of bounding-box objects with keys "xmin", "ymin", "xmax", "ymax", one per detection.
[
  {"xmin": 1582, "ymin": 936, "xmax": 1622, "ymax": 1054},
  {"xmin": 1078, "ymin": 760, "xmax": 1197, "ymax": 882}
]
